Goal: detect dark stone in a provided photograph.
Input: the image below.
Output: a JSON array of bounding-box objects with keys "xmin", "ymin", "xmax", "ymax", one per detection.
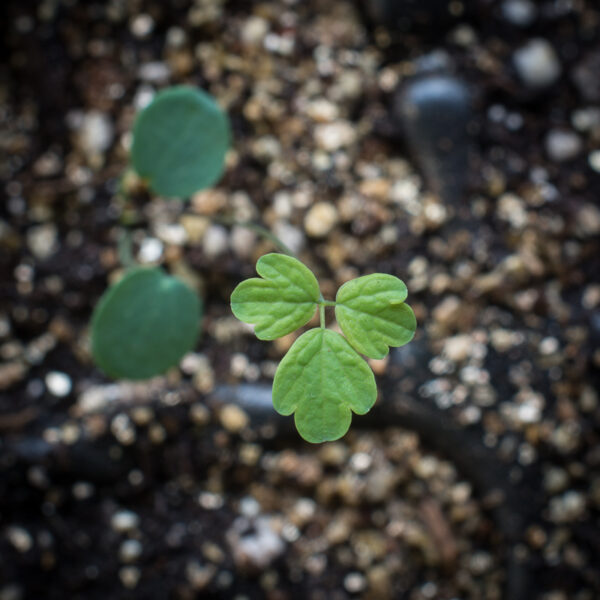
[{"xmin": 394, "ymin": 73, "xmax": 472, "ymax": 204}]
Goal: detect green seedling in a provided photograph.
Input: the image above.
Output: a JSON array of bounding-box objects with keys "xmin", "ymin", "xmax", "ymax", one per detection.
[
  {"xmin": 231, "ymin": 253, "xmax": 416, "ymax": 443},
  {"xmin": 91, "ymin": 267, "xmax": 201, "ymax": 380},
  {"xmin": 131, "ymin": 86, "xmax": 230, "ymax": 198},
  {"xmin": 91, "ymin": 84, "xmax": 417, "ymax": 445},
  {"xmin": 91, "ymin": 86, "xmax": 230, "ymax": 379}
]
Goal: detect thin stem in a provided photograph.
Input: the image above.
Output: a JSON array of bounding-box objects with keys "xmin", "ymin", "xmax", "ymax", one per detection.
[
  {"xmin": 319, "ymin": 304, "xmax": 325, "ymax": 329},
  {"xmin": 321, "ymin": 300, "xmax": 336, "ymax": 307},
  {"xmin": 116, "ymin": 167, "xmax": 139, "ymax": 206},
  {"xmin": 117, "ymin": 228, "xmax": 135, "ymax": 268},
  {"xmin": 211, "ymin": 216, "xmax": 296, "ymax": 258}
]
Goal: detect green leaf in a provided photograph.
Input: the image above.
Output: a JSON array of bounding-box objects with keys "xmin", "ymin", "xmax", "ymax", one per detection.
[
  {"xmin": 335, "ymin": 273, "xmax": 416, "ymax": 359},
  {"xmin": 230, "ymin": 253, "xmax": 320, "ymax": 340},
  {"xmin": 91, "ymin": 267, "xmax": 201, "ymax": 380},
  {"xmin": 273, "ymin": 328, "xmax": 376, "ymax": 443},
  {"xmin": 131, "ymin": 86, "xmax": 230, "ymax": 198}
]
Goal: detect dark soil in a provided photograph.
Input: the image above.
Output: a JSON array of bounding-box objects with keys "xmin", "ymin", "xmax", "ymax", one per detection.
[{"xmin": 1, "ymin": 1, "xmax": 599, "ymax": 599}]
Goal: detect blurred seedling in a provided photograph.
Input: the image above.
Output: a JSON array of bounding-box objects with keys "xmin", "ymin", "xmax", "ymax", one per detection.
[
  {"xmin": 91, "ymin": 86, "xmax": 229, "ymax": 379},
  {"xmin": 91, "ymin": 85, "xmax": 417, "ymax": 442}
]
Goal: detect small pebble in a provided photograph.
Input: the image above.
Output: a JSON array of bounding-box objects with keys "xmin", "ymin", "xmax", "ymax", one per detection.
[
  {"xmin": 513, "ymin": 39, "xmax": 561, "ymax": 89},
  {"xmin": 226, "ymin": 516, "xmax": 285, "ymax": 570},
  {"xmin": 27, "ymin": 224, "xmax": 58, "ymax": 261},
  {"xmin": 189, "ymin": 403, "xmax": 210, "ymax": 426},
  {"xmin": 72, "ymin": 482, "xmax": 94, "ymax": 500},
  {"xmin": 305, "ymin": 98, "xmax": 339, "ymax": 123},
  {"xmin": 77, "ymin": 111, "xmax": 114, "ymax": 157},
  {"xmin": 304, "ymin": 202, "xmax": 339, "ymax": 237},
  {"xmin": 544, "ymin": 467, "xmax": 569, "ymax": 494},
  {"xmin": 314, "ymin": 121, "xmax": 356, "ymax": 152},
  {"xmin": 349, "ymin": 452, "xmax": 372, "ymax": 473},
  {"xmin": 6, "ymin": 527, "xmax": 33, "ymax": 553},
  {"xmin": 344, "ymin": 572, "xmax": 367, "ymax": 593},
  {"xmin": 239, "ymin": 496, "xmax": 261, "ymax": 518},
  {"xmin": 119, "ymin": 539, "xmax": 142, "ymax": 563},
  {"xmin": 202, "ymin": 225, "xmax": 229, "ymax": 257},
  {"xmin": 45, "ymin": 371, "xmax": 72, "ymax": 397},
  {"xmin": 111, "ymin": 511, "xmax": 140, "ymax": 533},
  {"xmin": 501, "ymin": 0, "xmax": 537, "ymax": 26},
  {"xmin": 545, "ymin": 129, "xmax": 582, "ymax": 162},
  {"xmin": 138, "ymin": 238, "xmax": 163, "ymax": 263},
  {"xmin": 241, "ymin": 16, "xmax": 269, "ymax": 46},
  {"xmin": 219, "ymin": 404, "xmax": 249, "ymax": 433},
  {"xmin": 186, "ymin": 561, "xmax": 216, "ymax": 590},
  {"xmin": 272, "ymin": 222, "xmax": 305, "ymax": 254},
  {"xmin": 198, "ymin": 492, "xmax": 224, "ymax": 510},
  {"xmin": 137, "ymin": 62, "xmax": 170, "ymax": 83},
  {"xmin": 588, "ymin": 150, "xmax": 600, "ymax": 172},
  {"xmin": 130, "ymin": 14, "xmax": 154, "ymax": 38},
  {"xmin": 548, "ymin": 491, "xmax": 586, "ymax": 523},
  {"xmin": 119, "ymin": 566, "xmax": 141, "ymax": 589}
]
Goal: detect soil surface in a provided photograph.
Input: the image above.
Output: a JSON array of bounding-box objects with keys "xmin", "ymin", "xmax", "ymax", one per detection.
[{"xmin": 1, "ymin": 1, "xmax": 599, "ymax": 599}]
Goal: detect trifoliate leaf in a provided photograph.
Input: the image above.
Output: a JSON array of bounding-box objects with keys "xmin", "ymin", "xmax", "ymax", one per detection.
[
  {"xmin": 131, "ymin": 86, "xmax": 230, "ymax": 198},
  {"xmin": 335, "ymin": 273, "xmax": 416, "ymax": 359},
  {"xmin": 91, "ymin": 267, "xmax": 201, "ymax": 380},
  {"xmin": 273, "ymin": 328, "xmax": 376, "ymax": 443},
  {"xmin": 230, "ymin": 253, "xmax": 320, "ymax": 340}
]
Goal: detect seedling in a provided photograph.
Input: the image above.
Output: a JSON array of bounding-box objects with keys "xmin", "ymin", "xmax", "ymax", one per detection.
[
  {"xmin": 231, "ymin": 253, "xmax": 416, "ymax": 442},
  {"xmin": 131, "ymin": 86, "xmax": 230, "ymax": 198},
  {"xmin": 91, "ymin": 267, "xmax": 201, "ymax": 379},
  {"xmin": 91, "ymin": 84, "xmax": 417, "ymax": 444},
  {"xmin": 91, "ymin": 86, "xmax": 229, "ymax": 379}
]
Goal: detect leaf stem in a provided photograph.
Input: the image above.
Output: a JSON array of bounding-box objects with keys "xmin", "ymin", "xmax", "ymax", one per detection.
[
  {"xmin": 211, "ymin": 216, "xmax": 296, "ymax": 258},
  {"xmin": 319, "ymin": 304, "xmax": 325, "ymax": 329},
  {"xmin": 117, "ymin": 228, "xmax": 135, "ymax": 268}
]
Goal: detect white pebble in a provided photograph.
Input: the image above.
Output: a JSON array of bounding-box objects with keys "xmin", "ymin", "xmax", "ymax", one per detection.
[
  {"xmin": 202, "ymin": 225, "xmax": 229, "ymax": 257},
  {"xmin": 111, "ymin": 510, "xmax": 140, "ymax": 533},
  {"xmin": 501, "ymin": 0, "xmax": 537, "ymax": 26},
  {"xmin": 545, "ymin": 129, "xmax": 582, "ymax": 162},
  {"xmin": 349, "ymin": 452, "xmax": 372, "ymax": 473},
  {"xmin": 138, "ymin": 237, "xmax": 163, "ymax": 263},
  {"xmin": 72, "ymin": 482, "xmax": 94, "ymax": 500},
  {"xmin": 230, "ymin": 226, "xmax": 256, "ymax": 259},
  {"xmin": 539, "ymin": 336, "xmax": 559, "ymax": 355},
  {"xmin": 198, "ymin": 491, "xmax": 224, "ymax": 510},
  {"xmin": 27, "ymin": 224, "xmax": 58, "ymax": 260},
  {"xmin": 549, "ymin": 491, "xmax": 586, "ymax": 523},
  {"xmin": 344, "ymin": 572, "xmax": 367, "ymax": 593},
  {"xmin": 305, "ymin": 98, "xmax": 339, "ymax": 123},
  {"xmin": 304, "ymin": 202, "xmax": 339, "ymax": 237},
  {"xmin": 241, "ymin": 16, "xmax": 269, "ymax": 46},
  {"xmin": 6, "ymin": 526, "xmax": 33, "ymax": 553},
  {"xmin": 513, "ymin": 39, "xmax": 561, "ymax": 89},
  {"xmin": 239, "ymin": 496, "xmax": 260, "ymax": 517},
  {"xmin": 131, "ymin": 14, "xmax": 154, "ymax": 38},
  {"xmin": 272, "ymin": 221, "xmax": 305, "ymax": 254},
  {"xmin": 78, "ymin": 111, "xmax": 114, "ymax": 157},
  {"xmin": 226, "ymin": 516, "xmax": 285, "ymax": 570},
  {"xmin": 137, "ymin": 62, "xmax": 170, "ymax": 83},
  {"xmin": 119, "ymin": 566, "xmax": 141, "ymax": 589},
  {"xmin": 314, "ymin": 121, "xmax": 356, "ymax": 151},
  {"xmin": 155, "ymin": 223, "xmax": 187, "ymax": 246},
  {"xmin": 133, "ymin": 85, "xmax": 155, "ymax": 110},
  {"xmin": 45, "ymin": 371, "xmax": 72, "ymax": 397},
  {"xmin": 119, "ymin": 539, "xmax": 142, "ymax": 563},
  {"xmin": 588, "ymin": 150, "xmax": 600, "ymax": 172}
]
